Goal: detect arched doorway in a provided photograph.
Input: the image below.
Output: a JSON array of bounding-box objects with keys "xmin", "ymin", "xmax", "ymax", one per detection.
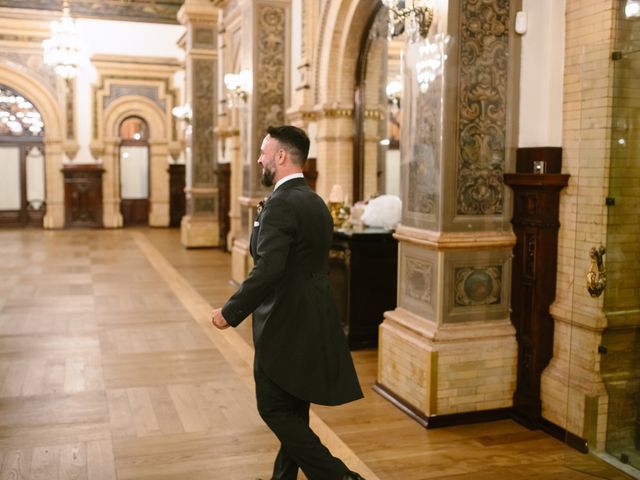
[
  {"xmin": 0, "ymin": 84, "xmax": 46, "ymax": 227},
  {"xmin": 119, "ymin": 116, "xmax": 150, "ymax": 226}
]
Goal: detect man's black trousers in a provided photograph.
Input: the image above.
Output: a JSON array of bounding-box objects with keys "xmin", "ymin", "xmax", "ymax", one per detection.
[{"xmin": 254, "ymin": 366, "xmax": 348, "ymax": 480}]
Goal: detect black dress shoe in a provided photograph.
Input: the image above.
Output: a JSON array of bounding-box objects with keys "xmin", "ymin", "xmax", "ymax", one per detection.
[{"xmin": 342, "ymin": 471, "xmax": 366, "ymax": 480}]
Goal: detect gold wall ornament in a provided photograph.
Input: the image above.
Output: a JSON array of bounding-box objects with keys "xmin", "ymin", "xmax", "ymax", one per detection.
[{"xmin": 586, "ymin": 245, "xmax": 607, "ymax": 298}]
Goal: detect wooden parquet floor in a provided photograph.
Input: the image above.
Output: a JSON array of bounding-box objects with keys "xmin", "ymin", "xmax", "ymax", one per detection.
[{"xmin": 0, "ymin": 228, "xmax": 634, "ymax": 480}]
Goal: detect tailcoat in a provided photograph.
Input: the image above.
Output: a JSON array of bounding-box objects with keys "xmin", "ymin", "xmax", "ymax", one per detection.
[{"xmin": 222, "ymin": 177, "xmax": 363, "ymax": 406}]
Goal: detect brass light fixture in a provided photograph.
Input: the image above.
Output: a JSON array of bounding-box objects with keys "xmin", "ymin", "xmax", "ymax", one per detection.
[{"xmin": 381, "ymin": 0, "xmax": 434, "ymax": 41}]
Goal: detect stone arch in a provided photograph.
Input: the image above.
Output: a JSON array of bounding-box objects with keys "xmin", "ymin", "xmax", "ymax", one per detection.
[
  {"xmin": 311, "ymin": 0, "xmax": 378, "ymax": 198},
  {"xmin": 315, "ymin": 0, "xmax": 378, "ymax": 106},
  {"xmin": 100, "ymin": 95, "xmax": 171, "ymax": 227},
  {"xmin": 0, "ymin": 62, "xmax": 66, "ymax": 228}
]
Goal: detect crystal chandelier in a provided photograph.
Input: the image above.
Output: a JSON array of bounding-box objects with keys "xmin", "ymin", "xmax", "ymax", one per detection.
[
  {"xmin": 42, "ymin": 0, "xmax": 82, "ymax": 79},
  {"xmin": 382, "ymin": 0, "xmax": 434, "ymax": 42}
]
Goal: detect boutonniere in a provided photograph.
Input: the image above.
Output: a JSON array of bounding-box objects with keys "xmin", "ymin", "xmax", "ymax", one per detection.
[{"xmin": 257, "ymin": 196, "xmax": 270, "ymax": 215}]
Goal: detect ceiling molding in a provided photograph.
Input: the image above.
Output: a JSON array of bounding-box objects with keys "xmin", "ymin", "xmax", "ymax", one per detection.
[{"xmin": 0, "ymin": 0, "xmax": 183, "ymax": 24}]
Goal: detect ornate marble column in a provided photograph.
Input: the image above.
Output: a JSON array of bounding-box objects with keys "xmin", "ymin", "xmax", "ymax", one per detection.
[
  {"xmin": 178, "ymin": 0, "xmax": 221, "ymax": 247},
  {"xmin": 230, "ymin": 0, "xmax": 290, "ymax": 282},
  {"xmin": 375, "ymin": 0, "xmax": 521, "ymax": 425}
]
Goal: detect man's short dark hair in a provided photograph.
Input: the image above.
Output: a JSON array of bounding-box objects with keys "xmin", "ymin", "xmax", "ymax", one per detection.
[{"xmin": 266, "ymin": 125, "xmax": 310, "ymax": 166}]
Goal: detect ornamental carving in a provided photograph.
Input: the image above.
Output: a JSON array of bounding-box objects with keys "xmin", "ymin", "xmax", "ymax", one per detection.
[
  {"xmin": 456, "ymin": 0, "xmax": 509, "ymax": 216},
  {"xmin": 254, "ymin": 5, "xmax": 286, "ymax": 191},
  {"xmin": 405, "ymin": 257, "xmax": 433, "ymax": 305},
  {"xmin": 407, "ymin": 69, "xmax": 441, "ymax": 216},
  {"xmin": 192, "ymin": 59, "xmax": 215, "ymax": 186},
  {"xmin": 103, "ymin": 85, "xmax": 165, "ymax": 112},
  {"xmin": 194, "ymin": 28, "xmax": 216, "ymax": 48},
  {"xmin": 454, "ymin": 265, "xmax": 502, "ymax": 307},
  {"xmin": 1, "ymin": 52, "xmax": 57, "ymax": 97}
]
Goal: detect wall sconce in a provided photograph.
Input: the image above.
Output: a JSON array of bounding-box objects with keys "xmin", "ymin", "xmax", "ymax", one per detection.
[
  {"xmin": 223, "ymin": 69, "xmax": 251, "ymax": 108},
  {"xmin": 382, "ymin": 0, "xmax": 434, "ymax": 41},
  {"xmin": 626, "ymin": 0, "xmax": 640, "ymax": 18},
  {"xmin": 171, "ymin": 103, "xmax": 192, "ymax": 123}
]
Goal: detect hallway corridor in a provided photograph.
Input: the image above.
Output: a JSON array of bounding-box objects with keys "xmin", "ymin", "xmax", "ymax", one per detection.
[{"xmin": 0, "ymin": 229, "xmax": 632, "ymax": 479}]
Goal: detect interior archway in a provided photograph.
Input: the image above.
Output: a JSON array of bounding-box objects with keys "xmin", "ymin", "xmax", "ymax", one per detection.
[
  {"xmin": 101, "ymin": 96, "xmax": 170, "ymax": 227},
  {"xmin": 0, "ymin": 63, "xmax": 66, "ymax": 228}
]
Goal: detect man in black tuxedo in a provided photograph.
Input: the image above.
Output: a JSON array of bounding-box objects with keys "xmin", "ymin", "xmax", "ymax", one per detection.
[{"xmin": 212, "ymin": 125, "xmax": 365, "ymax": 480}]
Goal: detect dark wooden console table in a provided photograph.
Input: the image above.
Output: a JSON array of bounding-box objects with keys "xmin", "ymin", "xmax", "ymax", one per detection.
[{"xmin": 329, "ymin": 228, "xmax": 398, "ymax": 349}]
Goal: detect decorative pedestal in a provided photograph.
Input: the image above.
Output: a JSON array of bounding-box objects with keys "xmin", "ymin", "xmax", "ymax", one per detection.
[{"xmin": 504, "ymin": 171, "xmax": 569, "ymax": 425}]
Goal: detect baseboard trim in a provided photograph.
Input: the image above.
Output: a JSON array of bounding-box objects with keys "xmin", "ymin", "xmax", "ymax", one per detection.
[
  {"xmin": 373, "ymin": 382, "xmax": 510, "ymax": 429},
  {"xmin": 373, "ymin": 382, "xmax": 588, "ymax": 453},
  {"xmin": 537, "ymin": 418, "xmax": 589, "ymax": 453}
]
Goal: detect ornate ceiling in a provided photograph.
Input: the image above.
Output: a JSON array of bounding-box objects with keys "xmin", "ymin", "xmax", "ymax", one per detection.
[{"xmin": 0, "ymin": 0, "xmax": 184, "ymax": 24}]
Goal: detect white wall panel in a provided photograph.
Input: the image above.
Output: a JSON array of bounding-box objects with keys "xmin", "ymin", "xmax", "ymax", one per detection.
[
  {"xmin": 120, "ymin": 146, "xmax": 149, "ymax": 199},
  {"xmin": 0, "ymin": 146, "xmax": 21, "ymax": 210}
]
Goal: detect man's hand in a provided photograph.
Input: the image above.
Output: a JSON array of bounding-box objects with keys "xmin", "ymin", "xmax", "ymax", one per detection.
[{"xmin": 211, "ymin": 308, "xmax": 230, "ymax": 330}]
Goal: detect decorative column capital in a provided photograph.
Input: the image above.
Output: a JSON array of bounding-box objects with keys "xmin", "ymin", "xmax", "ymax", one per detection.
[{"xmin": 177, "ymin": 0, "xmax": 219, "ymax": 26}]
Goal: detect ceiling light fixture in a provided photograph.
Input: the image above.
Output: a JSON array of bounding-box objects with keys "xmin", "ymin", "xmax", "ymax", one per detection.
[{"xmin": 42, "ymin": 0, "xmax": 82, "ymax": 79}]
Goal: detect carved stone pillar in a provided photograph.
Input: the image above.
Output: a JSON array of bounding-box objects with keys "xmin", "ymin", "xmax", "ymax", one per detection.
[
  {"xmin": 287, "ymin": 0, "xmax": 315, "ymax": 123},
  {"xmin": 102, "ymin": 138, "xmax": 123, "ymax": 228},
  {"xmin": 375, "ymin": 0, "xmax": 521, "ymax": 426},
  {"xmin": 178, "ymin": 0, "xmax": 221, "ymax": 247},
  {"xmin": 230, "ymin": 0, "xmax": 290, "ymax": 282},
  {"xmin": 149, "ymin": 140, "xmax": 170, "ymax": 226},
  {"xmin": 223, "ymin": 129, "xmax": 241, "ymax": 251},
  {"xmin": 42, "ymin": 139, "xmax": 65, "ymax": 229},
  {"xmin": 313, "ymin": 106, "xmax": 354, "ymax": 200}
]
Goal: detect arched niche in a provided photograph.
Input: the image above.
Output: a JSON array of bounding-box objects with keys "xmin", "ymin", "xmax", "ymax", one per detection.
[
  {"xmin": 99, "ymin": 95, "xmax": 170, "ymax": 227},
  {"xmin": 0, "ymin": 62, "xmax": 66, "ymax": 228}
]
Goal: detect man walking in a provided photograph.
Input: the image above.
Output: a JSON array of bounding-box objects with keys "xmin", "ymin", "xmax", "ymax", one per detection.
[{"xmin": 212, "ymin": 125, "xmax": 365, "ymax": 480}]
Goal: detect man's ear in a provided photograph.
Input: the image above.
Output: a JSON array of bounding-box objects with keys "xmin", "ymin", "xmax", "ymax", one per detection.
[{"xmin": 277, "ymin": 148, "xmax": 287, "ymax": 165}]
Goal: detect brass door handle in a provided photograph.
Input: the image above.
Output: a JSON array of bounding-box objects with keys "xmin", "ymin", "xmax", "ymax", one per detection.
[{"xmin": 586, "ymin": 246, "xmax": 606, "ymax": 297}]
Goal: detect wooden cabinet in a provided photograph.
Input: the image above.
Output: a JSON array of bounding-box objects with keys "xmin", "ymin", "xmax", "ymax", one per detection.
[
  {"xmin": 505, "ymin": 169, "xmax": 569, "ymax": 424},
  {"xmin": 62, "ymin": 164, "xmax": 104, "ymax": 228},
  {"xmin": 329, "ymin": 229, "xmax": 398, "ymax": 349}
]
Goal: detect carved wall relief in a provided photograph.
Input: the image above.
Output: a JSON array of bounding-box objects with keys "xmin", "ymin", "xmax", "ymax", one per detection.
[
  {"xmin": 246, "ymin": 4, "xmax": 286, "ymax": 195},
  {"xmin": 454, "ymin": 265, "xmax": 502, "ymax": 306},
  {"xmin": 456, "ymin": 0, "xmax": 510, "ymax": 216},
  {"xmin": 103, "ymin": 85, "xmax": 165, "ymax": 112},
  {"xmin": 400, "ymin": 29, "xmax": 451, "ymax": 230},
  {"xmin": 405, "ymin": 257, "xmax": 433, "ymax": 305}
]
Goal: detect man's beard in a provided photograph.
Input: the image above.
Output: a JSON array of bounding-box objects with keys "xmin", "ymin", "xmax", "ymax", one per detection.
[{"xmin": 261, "ymin": 166, "xmax": 275, "ymax": 187}]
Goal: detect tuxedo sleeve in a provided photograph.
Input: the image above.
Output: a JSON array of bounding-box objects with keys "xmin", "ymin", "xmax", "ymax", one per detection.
[{"xmin": 221, "ymin": 196, "xmax": 296, "ymax": 326}]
